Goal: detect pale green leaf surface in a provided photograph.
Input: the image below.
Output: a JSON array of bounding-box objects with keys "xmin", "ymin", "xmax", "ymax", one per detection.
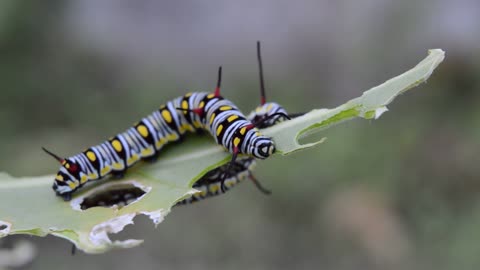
[{"xmin": 0, "ymin": 49, "xmax": 444, "ymax": 253}]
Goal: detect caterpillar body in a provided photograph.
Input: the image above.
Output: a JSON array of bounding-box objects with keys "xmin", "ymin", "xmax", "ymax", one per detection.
[
  {"xmin": 44, "ymin": 42, "xmax": 289, "ymax": 202},
  {"xmin": 45, "ymin": 86, "xmax": 277, "ymax": 201},
  {"xmin": 176, "ymin": 157, "xmax": 257, "ymax": 205}
]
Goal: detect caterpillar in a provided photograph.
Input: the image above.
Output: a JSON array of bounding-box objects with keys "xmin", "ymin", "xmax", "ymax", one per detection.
[
  {"xmin": 175, "ymin": 157, "xmax": 257, "ymax": 205},
  {"xmin": 176, "ymin": 105, "xmax": 292, "ymax": 205},
  {"xmin": 175, "ymin": 104, "xmax": 291, "ymax": 205},
  {"xmin": 175, "ymin": 103, "xmax": 295, "ymax": 205},
  {"xmin": 43, "ymin": 42, "xmax": 289, "ymax": 202},
  {"xmin": 176, "ymin": 42, "xmax": 300, "ymax": 205}
]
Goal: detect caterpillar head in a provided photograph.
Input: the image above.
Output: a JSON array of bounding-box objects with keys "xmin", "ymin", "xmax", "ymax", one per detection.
[
  {"xmin": 43, "ymin": 148, "xmax": 81, "ymax": 201},
  {"xmin": 248, "ymin": 102, "xmax": 289, "ymax": 128},
  {"xmin": 250, "ymin": 137, "xmax": 275, "ymax": 159}
]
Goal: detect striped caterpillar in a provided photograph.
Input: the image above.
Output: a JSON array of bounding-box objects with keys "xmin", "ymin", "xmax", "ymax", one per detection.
[
  {"xmin": 176, "ymin": 43, "xmax": 297, "ymax": 205},
  {"xmin": 176, "ymin": 157, "xmax": 258, "ymax": 205},
  {"xmin": 176, "ymin": 100, "xmax": 292, "ymax": 205},
  {"xmin": 44, "ymin": 42, "xmax": 289, "ymax": 201}
]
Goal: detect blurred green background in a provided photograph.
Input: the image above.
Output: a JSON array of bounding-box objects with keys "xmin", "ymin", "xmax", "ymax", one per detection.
[{"xmin": 1, "ymin": 1, "xmax": 479, "ymax": 269}]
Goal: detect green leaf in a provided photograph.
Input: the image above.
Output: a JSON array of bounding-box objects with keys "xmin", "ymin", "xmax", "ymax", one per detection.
[{"xmin": 0, "ymin": 49, "xmax": 445, "ymax": 253}]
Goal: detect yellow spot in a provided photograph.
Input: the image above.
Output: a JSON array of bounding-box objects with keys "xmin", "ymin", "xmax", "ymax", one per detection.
[
  {"xmin": 155, "ymin": 138, "xmax": 168, "ymax": 149},
  {"xmin": 127, "ymin": 154, "xmax": 140, "ymax": 165},
  {"xmin": 112, "ymin": 162, "xmax": 123, "ymax": 170},
  {"xmin": 80, "ymin": 175, "xmax": 88, "ymax": 184},
  {"xmin": 207, "ymin": 93, "xmax": 215, "ymax": 99},
  {"xmin": 179, "ymin": 123, "xmax": 194, "ymax": 134},
  {"xmin": 86, "ymin": 151, "xmax": 96, "ymax": 162},
  {"xmin": 112, "ymin": 140, "xmax": 123, "ymax": 152},
  {"xmin": 68, "ymin": 181, "xmax": 77, "ymax": 189},
  {"xmin": 55, "ymin": 174, "xmax": 64, "ymax": 181},
  {"xmin": 267, "ymin": 104, "xmax": 273, "ymax": 111},
  {"xmin": 209, "ymin": 184, "xmax": 219, "ymax": 193},
  {"xmin": 101, "ymin": 166, "xmax": 111, "ymax": 176},
  {"xmin": 162, "ymin": 110, "xmax": 172, "ymax": 123},
  {"xmin": 216, "ymin": 125, "xmax": 223, "ymax": 136},
  {"xmin": 193, "ymin": 121, "xmax": 202, "ymax": 129},
  {"xmin": 227, "ymin": 115, "xmax": 238, "ymax": 122},
  {"xmin": 226, "ymin": 180, "xmax": 235, "ymax": 187},
  {"xmin": 199, "ymin": 101, "xmax": 205, "ymax": 108},
  {"xmin": 233, "ymin": 137, "xmax": 241, "ymax": 147},
  {"xmin": 199, "ymin": 190, "xmax": 207, "ymax": 197},
  {"xmin": 141, "ymin": 148, "xmax": 154, "ymax": 156},
  {"xmin": 256, "ymin": 107, "xmax": 262, "ymax": 112},
  {"xmin": 185, "ymin": 92, "xmax": 192, "ymax": 97},
  {"xmin": 180, "ymin": 100, "xmax": 189, "ymax": 115},
  {"xmin": 137, "ymin": 125, "xmax": 149, "ymax": 138},
  {"xmin": 88, "ymin": 173, "xmax": 98, "ymax": 179},
  {"xmin": 65, "ymin": 163, "xmax": 70, "ymax": 169},
  {"xmin": 61, "ymin": 160, "xmax": 67, "ymax": 165},
  {"xmin": 186, "ymin": 123, "xmax": 194, "ymax": 132},
  {"xmin": 167, "ymin": 133, "xmax": 179, "ymax": 141},
  {"xmin": 256, "ymin": 132, "xmax": 261, "ymax": 136},
  {"xmin": 209, "ymin": 113, "xmax": 216, "ymax": 125},
  {"xmin": 240, "ymin": 127, "xmax": 247, "ymax": 135},
  {"xmin": 220, "ymin": 106, "xmax": 232, "ymax": 111}
]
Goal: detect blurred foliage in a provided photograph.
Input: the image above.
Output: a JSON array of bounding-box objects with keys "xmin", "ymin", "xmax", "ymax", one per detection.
[{"xmin": 0, "ymin": 1, "xmax": 479, "ymax": 270}]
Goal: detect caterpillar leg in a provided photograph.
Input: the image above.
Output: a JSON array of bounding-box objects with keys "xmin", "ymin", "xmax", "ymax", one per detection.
[
  {"xmin": 111, "ymin": 170, "xmax": 126, "ymax": 179},
  {"xmin": 249, "ymin": 173, "xmax": 272, "ymax": 195},
  {"xmin": 220, "ymin": 146, "xmax": 239, "ymax": 192},
  {"xmin": 143, "ymin": 153, "xmax": 160, "ymax": 163},
  {"xmin": 60, "ymin": 192, "xmax": 72, "ymax": 202},
  {"xmin": 143, "ymin": 156, "xmax": 158, "ymax": 163}
]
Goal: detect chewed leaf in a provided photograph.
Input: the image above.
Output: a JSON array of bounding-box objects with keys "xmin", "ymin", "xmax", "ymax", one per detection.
[
  {"xmin": 0, "ymin": 49, "xmax": 445, "ymax": 253},
  {"xmin": 263, "ymin": 49, "xmax": 445, "ymax": 154}
]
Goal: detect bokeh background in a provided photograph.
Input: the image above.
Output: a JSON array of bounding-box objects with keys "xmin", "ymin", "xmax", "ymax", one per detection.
[{"xmin": 1, "ymin": 1, "xmax": 479, "ymax": 269}]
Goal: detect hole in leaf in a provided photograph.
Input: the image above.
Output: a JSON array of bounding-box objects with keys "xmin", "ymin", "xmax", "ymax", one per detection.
[
  {"xmin": 0, "ymin": 221, "xmax": 10, "ymax": 234},
  {"xmin": 79, "ymin": 184, "xmax": 147, "ymax": 210}
]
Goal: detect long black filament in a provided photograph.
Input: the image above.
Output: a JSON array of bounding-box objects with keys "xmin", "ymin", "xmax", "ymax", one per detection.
[{"xmin": 257, "ymin": 41, "xmax": 267, "ymax": 105}]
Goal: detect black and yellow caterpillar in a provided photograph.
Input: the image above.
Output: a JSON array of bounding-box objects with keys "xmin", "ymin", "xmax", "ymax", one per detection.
[
  {"xmin": 176, "ymin": 42, "xmax": 296, "ymax": 205},
  {"xmin": 44, "ymin": 42, "xmax": 289, "ymax": 201},
  {"xmin": 44, "ymin": 89, "xmax": 278, "ymax": 201},
  {"xmin": 176, "ymin": 157, "xmax": 257, "ymax": 205},
  {"xmin": 176, "ymin": 101, "xmax": 291, "ymax": 205}
]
